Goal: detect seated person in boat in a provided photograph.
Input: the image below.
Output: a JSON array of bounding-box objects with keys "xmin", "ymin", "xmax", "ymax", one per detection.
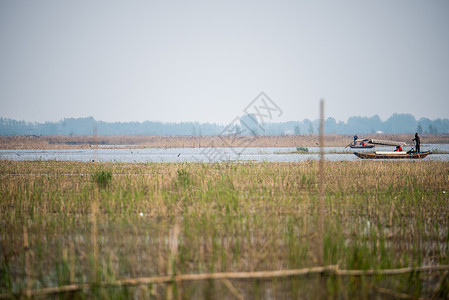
[
  {"xmin": 394, "ymin": 146, "xmax": 403, "ymax": 152},
  {"xmin": 361, "ymin": 141, "xmax": 366, "ymax": 146}
]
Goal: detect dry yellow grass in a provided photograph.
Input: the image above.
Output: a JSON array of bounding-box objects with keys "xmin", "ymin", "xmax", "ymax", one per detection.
[
  {"xmin": 1, "ymin": 133, "xmax": 448, "ymax": 149},
  {"xmin": 0, "ymin": 160, "xmax": 448, "ymax": 298}
]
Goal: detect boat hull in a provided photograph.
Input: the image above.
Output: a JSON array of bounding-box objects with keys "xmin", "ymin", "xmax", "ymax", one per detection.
[
  {"xmin": 354, "ymin": 151, "xmax": 431, "ymax": 159},
  {"xmin": 349, "ymin": 144, "xmax": 374, "ymax": 149}
]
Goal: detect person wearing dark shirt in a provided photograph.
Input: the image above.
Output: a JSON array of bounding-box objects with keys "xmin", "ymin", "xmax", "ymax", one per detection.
[
  {"xmin": 412, "ymin": 133, "xmax": 421, "ymax": 153},
  {"xmin": 353, "ymin": 134, "xmax": 358, "ymax": 145}
]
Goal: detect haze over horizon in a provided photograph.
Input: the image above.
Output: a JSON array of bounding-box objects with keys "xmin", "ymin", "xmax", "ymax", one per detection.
[
  {"xmin": 1, "ymin": 1, "xmax": 448, "ymax": 125},
  {"xmin": 1, "ymin": 113, "xmax": 447, "ymax": 127}
]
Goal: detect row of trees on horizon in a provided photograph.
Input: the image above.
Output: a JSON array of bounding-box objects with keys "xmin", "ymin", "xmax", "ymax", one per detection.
[{"xmin": 0, "ymin": 113, "xmax": 448, "ymax": 136}]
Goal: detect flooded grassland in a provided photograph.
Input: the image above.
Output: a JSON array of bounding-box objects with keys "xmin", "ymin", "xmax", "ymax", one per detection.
[{"xmin": 1, "ymin": 160, "xmax": 448, "ymax": 299}]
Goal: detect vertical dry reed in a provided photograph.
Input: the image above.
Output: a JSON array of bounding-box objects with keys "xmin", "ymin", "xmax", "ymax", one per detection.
[
  {"xmin": 23, "ymin": 224, "xmax": 31, "ymax": 299},
  {"xmin": 318, "ymin": 99, "xmax": 325, "ymax": 266}
]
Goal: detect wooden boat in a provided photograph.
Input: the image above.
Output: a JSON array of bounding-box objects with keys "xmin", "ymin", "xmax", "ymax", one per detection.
[
  {"xmin": 354, "ymin": 150, "xmax": 432, "ymax": 159},
  {"xmin": 348, "ymin": 139, "xmax": 374, "ymax": 149},
  {"xmin": 353, "ymin": 139, "xmax": 431, "ymax": 159}
]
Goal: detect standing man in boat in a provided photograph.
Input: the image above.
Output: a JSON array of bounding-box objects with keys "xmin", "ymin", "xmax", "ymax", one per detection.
[
  {"xmin": 353, "ymin": 134, "xmax": 358, "ymax": 145},
  {"xmin": 412, "ymin": 132, "xmax": 421, "ymax": 153}
]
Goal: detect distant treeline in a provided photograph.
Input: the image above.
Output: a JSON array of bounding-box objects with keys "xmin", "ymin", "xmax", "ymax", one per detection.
[{"xmin": 0, "ymin": 114, "xmax": 448, "ymax": 136}]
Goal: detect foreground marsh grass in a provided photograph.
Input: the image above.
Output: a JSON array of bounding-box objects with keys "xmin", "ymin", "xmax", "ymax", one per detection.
[{"xmin": 0, "ymin": 160, "xmax": 448, "ymax": 298}]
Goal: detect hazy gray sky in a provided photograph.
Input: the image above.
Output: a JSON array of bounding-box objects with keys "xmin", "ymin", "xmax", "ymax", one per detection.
[{"xmin": 1, "ymin": 0, "xmax": 448, "ymax": 124}]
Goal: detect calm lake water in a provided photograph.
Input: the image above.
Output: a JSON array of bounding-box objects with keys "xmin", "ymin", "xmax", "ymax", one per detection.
[{"xmin": 1, "ymin": 144, "xmax": 448, "ymax": 163}]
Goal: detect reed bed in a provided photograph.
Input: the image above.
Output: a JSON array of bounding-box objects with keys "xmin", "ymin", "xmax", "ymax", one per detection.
[
  {"xmin": 1, "ymin": 133, "xmax": 448, "ymax": 149},
  {"xmin": 0, "ymin": 160, "xmax": 448, "ymax": 299}
]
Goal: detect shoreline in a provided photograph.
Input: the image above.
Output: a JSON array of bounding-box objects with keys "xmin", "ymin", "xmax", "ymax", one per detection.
[{"xmin": 1, "ymin": 133, "xmax": 448, "ymax": 150}]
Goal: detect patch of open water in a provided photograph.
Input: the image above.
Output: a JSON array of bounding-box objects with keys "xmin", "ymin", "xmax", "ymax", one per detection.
[{"xmin": 0, "ymin": 144, "xmax": 447, "ymax": 162}]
